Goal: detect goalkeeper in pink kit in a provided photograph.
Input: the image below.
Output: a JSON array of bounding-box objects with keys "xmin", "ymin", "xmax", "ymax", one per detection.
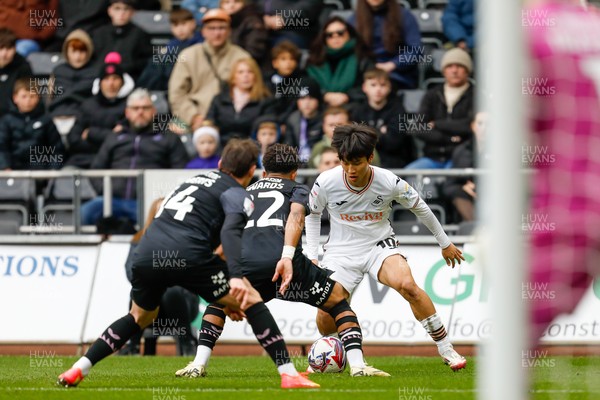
[{"xmin": 526, "ymin": 0, "xmax": 600, "ymax": 342}]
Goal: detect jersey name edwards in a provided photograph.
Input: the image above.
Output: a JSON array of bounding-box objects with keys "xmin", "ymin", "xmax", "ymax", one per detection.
[{"xmin": 338, "ymin": 211, "xmax": 384, "ymax": 222}]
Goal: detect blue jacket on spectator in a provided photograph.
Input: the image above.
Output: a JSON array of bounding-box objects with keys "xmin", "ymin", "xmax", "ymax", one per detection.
[
  {"xmin": 348, "ymin": 6, "xmax": 421, "ymax": 89},
  {"xmin": 442, "ymin": 0, "xmax": 475, "ymax": 50},
  {"xmin": 180, "ymin": 0, "xmax": 220, "ymax": 26}
]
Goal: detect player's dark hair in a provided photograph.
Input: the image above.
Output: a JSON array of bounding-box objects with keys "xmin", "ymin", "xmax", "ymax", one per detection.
[
  {"xmin": 220, "ymin": 138, "xmax": 259, "ymax": 178},
  {"xmin": 332, "ymin": 124, "xmax": 378, "ymax": 162},
  {"xmin": 262, "ymin": 143, "xmax": 300, "ymax": 174}
]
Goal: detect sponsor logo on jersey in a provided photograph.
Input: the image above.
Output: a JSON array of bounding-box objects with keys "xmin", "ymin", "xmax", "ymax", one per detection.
[
  {"xmin": 371, "ymin": 195, "xmax": 384, "ymax": 206},
  {"xmin": 211, "ymin": 271, "xmax": 227, "ymax": 285},
  {"xmin": 334, "ymin": 200, "xmax": 348, "ymax": 206},
  {"xmin": 339, "ymin": 211, "xmax": 384, "ymax": 222}
]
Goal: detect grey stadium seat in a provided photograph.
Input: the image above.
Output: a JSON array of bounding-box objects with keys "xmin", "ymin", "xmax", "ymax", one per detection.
[
  {"xmin": 151, "ymin": 91, "xmax": 170, "ymax": 115},
  {"xmin": 400, "ymin": 89, "xmax": 426, "ymax": 114},
  {"xmin": 329, "ymin": 9, "xmax": 354, "ymax": 21},
  {"xmin": 392, "ymin": 221, "xmax": 429, "ymax": 235},
  {"xmin": 131, "ymin": 11, "xmax": 171, "ymax": 36},
  {"xmin": 411, "ymin": 9, "xmax": 444, "ymax": 35},
  {"xmin": 26, "ymin": 52, "xmax": 65, "ymax": 76}
]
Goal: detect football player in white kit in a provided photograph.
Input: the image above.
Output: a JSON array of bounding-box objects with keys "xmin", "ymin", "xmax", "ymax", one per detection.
[{"xmin": 304, "ymin": 124, "xmax": 468, "ymax": 370}]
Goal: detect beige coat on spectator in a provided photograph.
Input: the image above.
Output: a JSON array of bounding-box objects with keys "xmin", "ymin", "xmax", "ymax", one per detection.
[{"xmin": 168, "ymin": 41, "xmax": 250, "ymax": 125}]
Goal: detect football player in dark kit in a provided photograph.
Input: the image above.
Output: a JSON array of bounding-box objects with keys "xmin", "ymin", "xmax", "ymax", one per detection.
[
  {"xmin": 58, "ymin": 139, "xmax": 320, "ymax": 389},
  {"xmin": 175, "ymin": 144, "xmax": 389, "ymax": 378}
]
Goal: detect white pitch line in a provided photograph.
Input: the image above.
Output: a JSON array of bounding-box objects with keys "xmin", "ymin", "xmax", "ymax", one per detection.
[{"xmin": 0, "ymin": 387, "xmax": 590, "ymax": 394}]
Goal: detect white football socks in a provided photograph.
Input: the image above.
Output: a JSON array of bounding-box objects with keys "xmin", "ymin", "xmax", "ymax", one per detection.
[
  {"xmin": 277, "ymin": 362, "xmax": 299, "ymax": 376},
  {"xmin": 192, "ymin": 345, "xmax": 212, "ymax": 367},
  {"xmin": 346, "ymin": 349, "xmax": 366, "ymax": 368},
  {"xmin": 73, "ymin": 357, "xmax": 92, "ymax": 376},
  {"xmin": 420, "ymin": 313, "xmax": 452, "ymax": 352}
]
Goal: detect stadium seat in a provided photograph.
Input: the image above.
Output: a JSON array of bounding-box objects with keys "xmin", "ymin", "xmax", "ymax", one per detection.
[
  {"xmin": 329, "ymin": 9, "xmax": 353, "ymax": 21},
  {"xmin": 132, "ymin": 11, "xmax": 171, "ymax": 36},
  {"xmin": 26, "ymin": 52, "xmax": 64, "ymax": 76},
  {"xmin": 456, "ymin": 221, "xmax": 477, "ymax": 235},
  {"xmin": 431, "ymin": 48, "xmax": 446, "ymax": 72},
  {"xmin": 411, "ymin": 9, "xmax": 444, "ymax": 36},
  {"xmin": 391, "ymin": 221, "xmax": 429, "ymax": 235},
  {"xmin": 132, "ymin": 11, "xmax": 171, "ymax": 46},
  {"xmin": 0, "ymin": 178, "xmax": 34, "ymax": 227},
  {"xmin": 150, "ymin": 91, "xmax": 170, "ymax": 115},
  {"xmin": 399, "ymin": 89, "xmax": 425, "ymax": 114},
  {"xmin": 44, "ymin": 176, "xmax": 97, "ymax": 202},
  {"xmin": 324, "ymin": 0, "xmax": 345, "ymax": 10},
  {"xmin": 0, "ymin": 220, "xmax": 19, "ymax": 235}
]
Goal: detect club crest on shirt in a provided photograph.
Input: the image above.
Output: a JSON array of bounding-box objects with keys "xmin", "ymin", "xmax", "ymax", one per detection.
[{"xmin": 371, "ymin": 195, "xmax": 384, "ymax": 207}]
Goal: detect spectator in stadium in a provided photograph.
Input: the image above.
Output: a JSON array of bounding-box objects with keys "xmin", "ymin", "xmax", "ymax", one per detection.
[
  {"xmin": 258, "ymin": 0, "xmax": 323, "ymax": 50},
  {"xmin": 442, "ymin": 111, "xmax": 487, "ymax": 222},
  {"xmin": 251, "ymin": 115, "xmax": 281, "ymax": 168},
  {"xmin": 205, "ymin": 58, "xmax": 274, "ymax": 146},
  {"xmin": 185, "ymin": 122, "xmax": 221, "ymax": 169},
  {"xmin": 442, "ymin": 0, "xmax": 475, "ymax": 52},
  {"xmin": 0, "ymin": 29, "xmax": 32, "ymax": 118},
  {"xmin": 0, "ymin": 78, "xmax": 64, "ymax": 170},
  {"xmin": 0, "ymin": 0, "xmax": 59, "ymax": 56},
  {"xmin": 65, "ymin": 62, "xmax": 134, "ymax": 169},
  {"xmin": 283, "ymin": 78, "xmax": 323, "ymax": 164},
  {"xmin": 265, "ymin": 41, "xmax": 310, "ymax": 123},
  {"xmin": 181, "ymin": 0, "xmax": 220, "ymax": 26},
  {"xmin": 93, "ymin": 0, "xmax": 153, "ymax": 80},
  {"xmin": 137, "ymin": 8, "xmax": 203, "ymax": 91},
  {"xmin": 308, "ymin": 106, "xmax": 383, "ymax": 168},
  {"xmin": 82, "ymin": 88, "xmax": 188, "ymax": 225},
  {"xmin": 306, "ymin": 16, "xmax": 373, "ymax": 109},
  {"xmin": 48, "ymin": 30, "xmax": 97, "ymax": 118},
  {"xmin": 120, "ymin": 197, "xmax": 199, "ymax": 357},
  {"xmin": 221, "ymin": 0, "xmax": 269, "ymax": 64},
  {"xmin": 352, "ymin": 68, "xmax": 416, "ymax": 168},
  {"xmin": 406, "ymin": 48, "xmax": 474, "ymax": 169},
  {"xmin": 169, "ymin": 9, "xmax": 250, "ymax": 131},
  {"xmin": 349, "ymin": 0, "xmax": 421, "ymax": 90}
]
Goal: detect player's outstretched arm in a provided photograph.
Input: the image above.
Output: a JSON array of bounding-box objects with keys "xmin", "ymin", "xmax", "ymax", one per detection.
[{"xmin": 273, "ymin": 203, "xmax": 306, "ymax": 294}]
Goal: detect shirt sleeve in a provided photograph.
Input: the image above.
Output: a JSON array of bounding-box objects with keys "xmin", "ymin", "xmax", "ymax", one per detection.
[
  {"xmin": 393, "ymin": 176, "xmax": 451, "ymax": 249},
  {"xmin": 290, "ymin": 184, "xmax": 310, "ymax": 216},
  {"xmin": 219, "ymin": 187, "xmax": 254, "ymax": 278},
  {"xmin": 305, "ymin": 178, "xmax": 326, "ymax": 261}
]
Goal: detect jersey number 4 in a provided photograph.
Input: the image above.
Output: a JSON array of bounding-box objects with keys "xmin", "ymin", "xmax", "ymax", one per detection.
[
  {"xmin": 155, "ymin": 185, "xmax": 199, "ymax": 221},
  {"xmin": 245, "ymin": 191, "xmax": 284, "ymax": 228}
]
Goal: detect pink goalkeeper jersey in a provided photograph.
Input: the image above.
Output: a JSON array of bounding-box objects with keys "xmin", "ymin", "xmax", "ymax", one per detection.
[{"xmin": 526, "ymin": 1, "xmax": 600, "ymax": 340}]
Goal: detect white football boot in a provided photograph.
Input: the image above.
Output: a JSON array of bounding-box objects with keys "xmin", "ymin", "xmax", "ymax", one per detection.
[{"xmin": 175, "ymin": 362, "xmax": 207, "ymax": 378}]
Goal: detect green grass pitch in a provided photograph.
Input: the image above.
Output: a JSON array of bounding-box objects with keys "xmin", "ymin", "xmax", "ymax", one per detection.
[{"xmin": 0, "ymin": 355, "xmax": 598, "ymax": 400}]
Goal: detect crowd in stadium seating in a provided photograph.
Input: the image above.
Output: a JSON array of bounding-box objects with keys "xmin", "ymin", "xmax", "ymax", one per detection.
[{"xmin": 0, "ymin": 0, "xmax": 479, "ymax": 227}]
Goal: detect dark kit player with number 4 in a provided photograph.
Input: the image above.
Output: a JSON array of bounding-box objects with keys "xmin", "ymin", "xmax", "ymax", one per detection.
[
  {"xmin": 175, "ymin": 144, "xmax": 389, "ymax": 378},
  {"xmin": 57, "ymin": 139, "xmax": 319, "ymax": 389}
]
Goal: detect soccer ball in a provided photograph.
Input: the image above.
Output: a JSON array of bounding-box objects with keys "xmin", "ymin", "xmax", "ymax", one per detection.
[{"xmin": 307, "ymin": 336, "xmax": 346, "ymax": 373}]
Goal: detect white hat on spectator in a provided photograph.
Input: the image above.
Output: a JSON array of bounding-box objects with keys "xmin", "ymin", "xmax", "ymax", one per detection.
[{"xmin": 193, "ymin": 126, "xmax": 220, "ymax": 146}]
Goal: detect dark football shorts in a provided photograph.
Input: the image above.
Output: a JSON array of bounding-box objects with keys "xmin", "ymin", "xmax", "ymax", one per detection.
[
  {"xmin": 130, "ymin": 254, "xmax": 230, "ymax": 311},
  {"xmin": 243, "ymin": 253, "xmax": 335, "ymax": 308}
]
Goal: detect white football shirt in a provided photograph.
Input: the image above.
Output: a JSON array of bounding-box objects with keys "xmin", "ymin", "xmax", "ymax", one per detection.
[{"xmin": 306, "ymin": 165, "xmax": 451, "ymax": 258}]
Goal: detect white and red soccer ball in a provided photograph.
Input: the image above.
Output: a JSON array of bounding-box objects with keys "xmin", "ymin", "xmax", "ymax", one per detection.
[{"xmin": 307, "ymin": 336, "xmax": 346, "ymax": 373}]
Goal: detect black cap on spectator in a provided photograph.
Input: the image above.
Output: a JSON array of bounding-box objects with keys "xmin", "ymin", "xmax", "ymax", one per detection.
[
  {"xmin": 298, "ymin": 78, "xmax": 321, "ymax": 102},
  {"xmin": 100, "ymin": 63, "xmax": 125, "ymax": 80},
  {"xmin": 109, "ymin": 0, "xmax": 137, "ymax": 8}
]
